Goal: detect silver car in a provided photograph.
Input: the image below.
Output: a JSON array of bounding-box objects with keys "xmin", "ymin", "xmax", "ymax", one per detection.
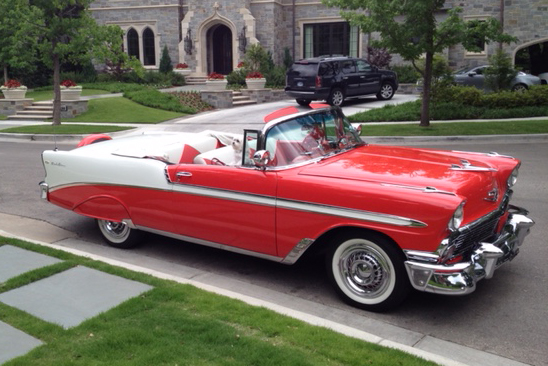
[{"xmin": 454, "ymin": 65, "xmax": 541, "ymax": 91}]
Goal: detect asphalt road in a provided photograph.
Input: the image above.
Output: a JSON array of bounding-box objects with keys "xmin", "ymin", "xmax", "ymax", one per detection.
[{"xmin": 0, "ymin": 102, "xmax": 547, "ymax": 365}]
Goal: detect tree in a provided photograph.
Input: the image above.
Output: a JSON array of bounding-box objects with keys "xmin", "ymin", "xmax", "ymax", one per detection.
[
  {"xmin": 322, "ymin": 0, "xmax": 515, "ymax": 126},
  {"xmin": 28, "ymin": 0, "xmax": 99, "ymax": 125},
  {"xmin": 0, "ymin": 0, "xmax": 39, "ymax": 82},
  {"xmin": 484, "ymin": 50, "xmax": 517, "ymax": 92},
  {"xmin": 159, "ymin": 45, "xmax": 173, "ymax": 74}
]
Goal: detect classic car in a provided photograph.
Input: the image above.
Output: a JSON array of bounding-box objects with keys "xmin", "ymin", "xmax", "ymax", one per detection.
[{"xmin": 40, "ymin": 105, "xmax": 534, "ymax": 311}]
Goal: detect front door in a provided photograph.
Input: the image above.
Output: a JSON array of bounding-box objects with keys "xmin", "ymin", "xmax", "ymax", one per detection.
[{"xmin": 208, "ymin": 24, "xmax": 233, "ymax": 75}]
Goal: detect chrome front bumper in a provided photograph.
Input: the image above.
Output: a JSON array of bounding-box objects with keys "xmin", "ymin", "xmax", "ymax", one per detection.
[{"xmin": 404, "ymin": 206, "xmax": 534, "ymax": 295}]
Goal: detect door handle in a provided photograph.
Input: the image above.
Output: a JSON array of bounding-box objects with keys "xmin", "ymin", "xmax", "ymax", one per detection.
[{"xmin": 176, "ymin": 172, "xmax": 192, "ymax": 178}]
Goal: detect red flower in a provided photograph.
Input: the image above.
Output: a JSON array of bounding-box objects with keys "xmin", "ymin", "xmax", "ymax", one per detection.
[
  {"xmin": 237, "ymin": 62, "xmax": 245, "ymax": 68},
  {"xmin": 60, "ymin": 79, "xmax": 78, "ymax": 87},
  {"xmin": 207, "ymin": 72, "xmax": 225, "ymax": 80},
  {"xmin": 246, "ymin": 71, "xmax": 263, "ymax": 79},
  {"xmin": 3, "ymin": 79, "xmax": 22, "ymax": 88},
  {"xmin": 175, "ymin": 63, "xmax": 188, "ymax": 69}
]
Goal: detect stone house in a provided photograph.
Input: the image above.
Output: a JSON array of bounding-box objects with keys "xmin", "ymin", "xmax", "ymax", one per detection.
[{"xmin": 89, "ymin": 0, "xmax": 548, "ymax": 77}]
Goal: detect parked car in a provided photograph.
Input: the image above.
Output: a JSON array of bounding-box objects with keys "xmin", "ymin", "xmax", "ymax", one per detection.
[
  {"xmin": 40, "ymin": 105, "xmax": 534, "ymax": 311},
  {"xmin": 454, "ymin": 65, "xmax": 541, "ymax": 91},
  {"xmin": 285, "ymin": 56, "xmax": 399, "ymax": 106},
  {"xmin": 538, "ymin": 72, "xmax": 548, "ymax": 85}
]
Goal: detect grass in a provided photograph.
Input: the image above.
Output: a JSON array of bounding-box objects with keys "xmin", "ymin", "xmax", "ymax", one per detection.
[
  {"xmin": 0, "ymin": 124, "xmax": 131, "ymax": 135},
  {"xmin": 26, "ymin": 89, "xmax": 111, "ymax": 102},
  {"xmin": 0, "ymin": 238, "xmax": 435, "ymax": 366},
  {"xmin": 361, "ymin": 119, "xmax": 548, "ymax": 136},
  {"xmin": 0, "ymin": 114, "xmax": 7, "ymax": 120},
  {"xmin": 59, "ymin": 97, "xmax": 185, "ymax": 123}
]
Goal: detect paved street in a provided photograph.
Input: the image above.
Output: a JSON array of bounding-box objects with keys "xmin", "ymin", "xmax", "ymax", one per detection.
[{"xmin": 0, "ymin": 96, "xmax": 547, "ymax": 365}]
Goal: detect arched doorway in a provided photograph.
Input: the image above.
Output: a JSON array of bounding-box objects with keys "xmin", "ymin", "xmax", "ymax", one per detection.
[
  {"xmin": 207, "ymin": 24, "xmax": 233, "ymax": 75},
  {"xmin": 514, "ymin": 40, "xmax": 548, "ymax": 81}
]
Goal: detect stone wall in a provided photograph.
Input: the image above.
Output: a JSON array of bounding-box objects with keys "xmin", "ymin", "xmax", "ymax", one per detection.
[
  {"xmin": 0, "ymin": 99, "xmax": 33, "ymax": 116},
  {"xmin": 60, "ymin": 101, "xmax": 89, "ymax": 119},
  {"xmin": 200, "ymin": 90, "xmax": 234, "ymax": 109}
]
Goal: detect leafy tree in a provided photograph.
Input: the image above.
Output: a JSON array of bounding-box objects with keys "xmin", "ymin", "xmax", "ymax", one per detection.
[
  {"xmin": 367, "ymin": 47, "xmax": 391, "ymax": 69},
  {"xmin": 484, "ymin": 50, "xmax": 517, "ymax": 92},
  {"xmin": 0, "ymin": 0, "xmax": 39, "ymax": 82},
  {"xmin": 322, "ymin": 0, "xmax": 515, "ymax": 126},
  {"xmin": 159, "ymin": 45, "xmax": 173, "ymax": 74},
  {"xmin": 28, "ymin": 0, "xmax": 100, "ymax": 125}
]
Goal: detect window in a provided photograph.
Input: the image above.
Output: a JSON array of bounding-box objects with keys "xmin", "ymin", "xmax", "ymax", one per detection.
[
  {"xmin": 127, "ymin": 28, "xmax": 139, "ymax": 59},
  {"xmin": 356, "ymin": 60, "xmax": 371, "ymax": 72},
  {"xmin": 465, "ymin": 18, "xmax": 487, "ymax": 56},
  {"xmin": 303, "ymin": 22, "xmax": 359, "ymax": 58},
  {"xmin": 143, "ymin": 28, "xmax": 156, "ymax": 66}
]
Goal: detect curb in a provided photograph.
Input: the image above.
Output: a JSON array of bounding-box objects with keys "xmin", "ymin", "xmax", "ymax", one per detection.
[{"xmin": 0, "ymin": 229, "xmax": 467, "ymax": 366}]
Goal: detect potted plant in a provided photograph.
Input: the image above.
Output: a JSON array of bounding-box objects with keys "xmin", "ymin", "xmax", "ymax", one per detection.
[
  {"xmin": 174, "ymin": 63, "xmax": 191, "ymax": 76},
  {"xmin": 1, "ymin": 79, "xmax": 28, "ymax": 99},
  {"xmin": 205, "ymin": 72, "xmax": 227, "ymax": 90},
  {"xmin": 60, "ymin": 79, "xmax": 82, "ymax": 101},
  {"xmin": 245, "ymin": 71, "xmax": 266, "ymax": 89}
]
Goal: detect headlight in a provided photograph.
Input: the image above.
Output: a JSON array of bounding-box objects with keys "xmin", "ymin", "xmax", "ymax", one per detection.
[
  {"xmin": 448, "ymin": 202, "xmax": 465, "ymax": 231},
  {"xmin": 507, "ymin": 167, "xmax": 519, "ymax": 188}
]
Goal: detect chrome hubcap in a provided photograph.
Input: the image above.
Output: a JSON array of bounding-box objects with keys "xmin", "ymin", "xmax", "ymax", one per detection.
[
  {"xmin": 101, "ymin": 220, "xmax": 130, "ymax": 241},
  {"xmin": 381, "ymin": 85, "xmax": 393, "ymax": 98},
  {"xmin": 332, "ymin": 91, "xmax": 343, "ymax": 105},
  {"xmin": 339, "ymin": 245, "xmax": 390, "ymax": 298}
]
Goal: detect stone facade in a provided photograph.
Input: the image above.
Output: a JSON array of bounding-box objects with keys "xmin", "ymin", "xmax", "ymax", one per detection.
[
  {"xmin": 0, "ymin": 99, "xmax": 33, "ymax": 116},
  {"xmin": 90, "ymin": 0, "xmax": 547, "ymax": 75},
  {"xmin": 61, "ymin": 101, "xmax": 89, "ymax": 119}
]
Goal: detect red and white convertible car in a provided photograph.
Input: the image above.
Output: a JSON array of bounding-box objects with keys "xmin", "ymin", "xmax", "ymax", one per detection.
[{"xmin": 40, "ymin": 106, "xmax": 534, "ymax": 311}]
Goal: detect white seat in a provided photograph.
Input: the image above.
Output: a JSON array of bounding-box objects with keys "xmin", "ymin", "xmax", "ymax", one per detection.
[{"xmin": 193, "ymin": 146, "xmax": 241, "ymax": 165}]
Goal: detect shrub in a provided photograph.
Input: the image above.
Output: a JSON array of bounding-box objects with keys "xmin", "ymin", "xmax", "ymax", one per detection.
[
  {"xmin": 227, "ymin": 68, "xmax": 246, "ymax": 86},
  {"xmin": 265, "ymin": 65, "xmax": 286, "ymax": 88},
  {"xmin": 169, "ymin": 91, "xmax": 214, "ymax": 113},
  {"xmin": 367, "ymin": 47, "xmax": 392, "ymax": 69},
  {"xmin": 159, "ymin": 45, "xmax": 173, "ymax": 74},
  {"xmin": 390, "ymin": 65, "xmax": 420, "ymax": 83},
  {"xmin": 484, "ymin": 50, "xmax": 517, "ymax": 92},
  {"xmin": 124, "ymin": 88, "xmax": 195, "ymax": 114},
  {"xmin": 170, "ymin": 72, "xmax": 186, "ymax": 86}
]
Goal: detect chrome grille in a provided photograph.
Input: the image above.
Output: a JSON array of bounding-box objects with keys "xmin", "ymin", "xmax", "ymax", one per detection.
[{"xmin": 451, "ymin": 214, "xmax": 501, "ymax": 259}]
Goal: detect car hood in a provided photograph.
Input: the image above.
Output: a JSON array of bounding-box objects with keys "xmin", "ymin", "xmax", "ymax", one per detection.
[{"xmin": 298, "ymin": 145, "xmax": 499, "ymax": 203}]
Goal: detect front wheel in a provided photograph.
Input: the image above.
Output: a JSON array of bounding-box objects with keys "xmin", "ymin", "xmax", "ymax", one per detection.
[
  {"xmin": 327, "ymin": 88, "xmax": 345, "ymax": 106},
  {"xmin": 96, "ymin": 219, "xmax": 144, "ymax": 249},
  {"xmin": 326, "ymin": 231, "xmax": 410, "ymax": 312},
  {"xmin": 376, "ymin": 82, "xmax": 395, "ymax": 100}
]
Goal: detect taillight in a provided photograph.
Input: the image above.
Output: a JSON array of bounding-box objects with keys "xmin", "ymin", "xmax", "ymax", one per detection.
[{"xmin": 315, "ymin": 75, "xmax": 322, "ymax": 88}]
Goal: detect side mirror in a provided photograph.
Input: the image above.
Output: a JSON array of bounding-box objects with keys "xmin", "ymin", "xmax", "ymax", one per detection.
[{"xmin": 253, "ymin": 150, "xmax": 270, "ymax": 169}]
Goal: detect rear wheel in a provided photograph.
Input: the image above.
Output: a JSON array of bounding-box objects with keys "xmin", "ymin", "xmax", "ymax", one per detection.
[
  {"xmin": 96, "ymin": 219, "xmax": 144, "ymax": 249},
  {"xmin": 376, "ymin": 82, "xmax": 395, "ymax": 100},
  {"xmin": 327, "ymin": 88, "xmax": 345, "ymax": 106},
  {"xmin": 296, "ymin": 98, "xmax": 311, "ymax": 106},
  {"xmin": 326, "ymin": 231, "xmax": 410, "ymax": 312}
]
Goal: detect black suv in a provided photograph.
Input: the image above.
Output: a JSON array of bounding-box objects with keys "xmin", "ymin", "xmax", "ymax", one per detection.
[{"xmin": 285, "ymin": 56, "xmax": 398, "ymax": 106}]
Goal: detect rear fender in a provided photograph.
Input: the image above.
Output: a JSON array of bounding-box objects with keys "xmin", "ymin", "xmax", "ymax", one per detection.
[{"xmin": 73, "ymin": 196, "xmax": 131, "ymax": 223}]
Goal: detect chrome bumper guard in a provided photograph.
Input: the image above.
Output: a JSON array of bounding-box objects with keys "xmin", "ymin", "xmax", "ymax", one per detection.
[
  {"xmin": 39, "ymin": 181, "xmax": 49, "ymax": 200},
  {"xmin": 404, "ymin": 205, "xmax": 534, "ymax": 295}
]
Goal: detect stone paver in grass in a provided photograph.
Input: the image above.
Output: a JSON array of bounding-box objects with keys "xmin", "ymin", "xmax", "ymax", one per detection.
[
  {"xmin": 0, "ymin": 265, "xmax": 153, "ymax": 328},
  {"xmin": 0, "ymin": 321, "xmax": 43, "ymax": 364},
  {"xmin": 0, "ymin": 245, "xmax": 62, "ymax": 283}
]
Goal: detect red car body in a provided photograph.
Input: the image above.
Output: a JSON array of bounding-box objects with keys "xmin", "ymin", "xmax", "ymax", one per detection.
[{"xmin": 40, "ymin": 106, "xmax": 534, "ymax": 311}]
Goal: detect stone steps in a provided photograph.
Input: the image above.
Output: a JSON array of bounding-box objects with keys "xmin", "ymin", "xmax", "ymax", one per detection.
[
  {"xmin": 7, "ymin": 101, "xmax": 53, "ymax": 120},
  {"xmin": 185, "ymin": 76, "xmax": 207, "ymax": 85},
  {"xmin": 232, "ymin": 91, "xmax": 256, "ymax": 107}
]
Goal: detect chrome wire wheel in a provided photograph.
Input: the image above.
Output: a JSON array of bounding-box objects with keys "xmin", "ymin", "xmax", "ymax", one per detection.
[
  {"xmin": 377, "ymin": 83, "xmax": 395, "ymax": 100},
  {"xmin": 96, "ymin": 219, "xmax": 143, "ymax": 248},
  {"xmin": 327, "ymin": 232, "xmax": 409, "ymax": 311},
  {"xmin": 511, "ymin": 83, "xmax": 527, "ymax": 92}
]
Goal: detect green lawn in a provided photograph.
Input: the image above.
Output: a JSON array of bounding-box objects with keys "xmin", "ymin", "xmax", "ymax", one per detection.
[
  {"xmin": 26, "ymin": 89, "xmax": 111, "ymax": 102},
  {"xmin": 59, "ymin": 97, "xmax": 185, "ymax": 123},
  {"xmin": 360, "ymin": 119, "xmax": 548, "ymax": 136},
  {"xmin": 0, "ymin": 238, "xmax": 435, "ymax": 366},
  {"xmin": 0, "ymin": 114, "xmax": 7, "ymax": 120}
]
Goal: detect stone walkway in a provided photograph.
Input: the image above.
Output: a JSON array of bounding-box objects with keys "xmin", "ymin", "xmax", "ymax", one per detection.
[{"xmin": 0, "ymin": 245, "xmax": 152, "ymax": 364}]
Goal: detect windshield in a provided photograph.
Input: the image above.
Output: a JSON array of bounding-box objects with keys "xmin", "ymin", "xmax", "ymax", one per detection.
[{"xmin": 264, "ymin": 108, "xmax": 363, "ymax": 167}]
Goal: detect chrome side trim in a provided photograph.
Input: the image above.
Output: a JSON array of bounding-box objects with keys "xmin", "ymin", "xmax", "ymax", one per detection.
[
  {"xmin": 134, "ymin": 225, "xmax": 286, "ymax": 263},
  {"xmin": 450, "ymin": 159, "xmax": 497, "ymax": 172},
  {"xmin": 281, "ymin": 238, "xmax": 315, "ymax": 264},
  {"xmin": 381, "ymin": 183, "xmax": 456, "ymax": 196},
  {"xmin": 51, "ymin": 181, "xmax": 427, "ymax": 228},
  {"xmin": 451, "ymin": 150, "xmax": 515, "ymax": 159},
  {"xmin": 276, "ymin": 199, "xmax": 427, "ymax": 228}
]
